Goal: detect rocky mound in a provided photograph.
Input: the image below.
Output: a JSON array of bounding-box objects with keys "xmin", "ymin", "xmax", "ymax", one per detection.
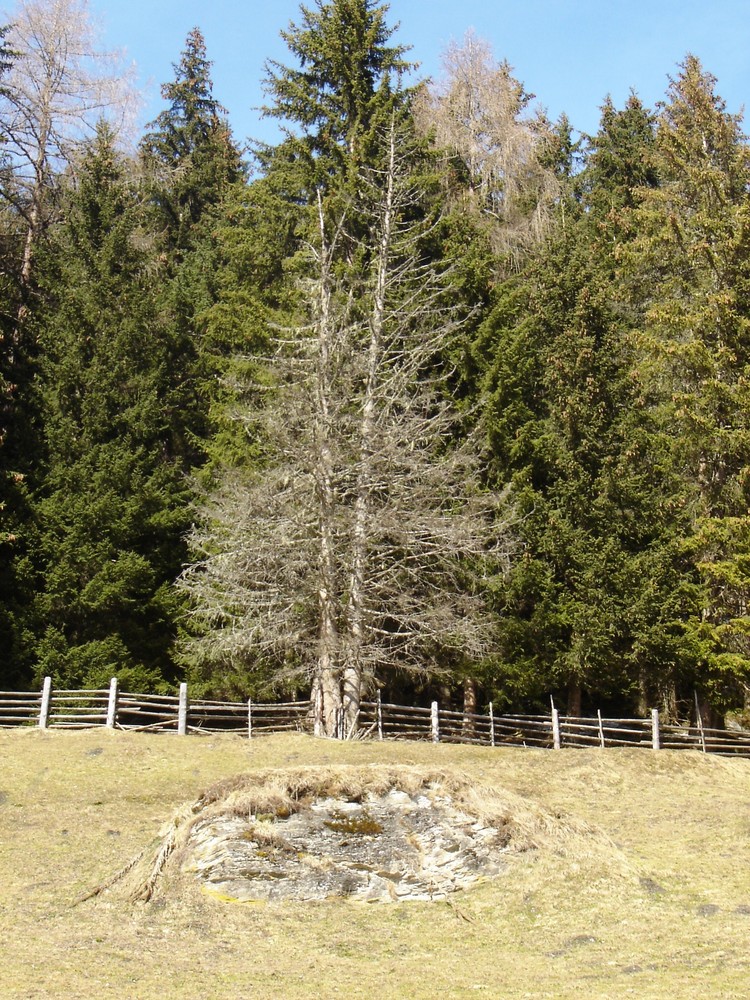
[
  {"xmin": 189, "ymin": 784, "xmax": 507, "ymax": 902},
  {"xmin": 88, "ymin": 765, "xmax": 601, "ymax": 905}
]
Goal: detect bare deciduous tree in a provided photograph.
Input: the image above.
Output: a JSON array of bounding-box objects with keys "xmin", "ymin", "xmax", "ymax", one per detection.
[
  {"xmin": 180, "ymin": 124, "xmax": 514, "ymax": 736},
  {"xmin": 414, "ymin": 30, "xmax": 559, "ymax": 256},
  {"xmin": 0, "ymin": 0, "xmax": 138, "ymax": 301}
]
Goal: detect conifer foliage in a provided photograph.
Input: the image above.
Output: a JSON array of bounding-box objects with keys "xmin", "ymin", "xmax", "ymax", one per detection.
[
  {"xmin": 622, "ymin": 57, "xmax": 750, "ymax": 713},
  {"xmin": 180, "ymin": 2, "xmax": 513, "ymax": 736},
  {"xmin": 30, "ymin": 127, "xmax": 190, "ymax": 688},
  {"xmin": 261, "ymin": 0, "xmax": 413, "ymax": 180},
  {"xmin": 1, "ymin": 1, "xmax": 750, "ymax": 728},
  {"xmin": 142, "ymin": 27, "xmax": 243, "ymax": 250}
]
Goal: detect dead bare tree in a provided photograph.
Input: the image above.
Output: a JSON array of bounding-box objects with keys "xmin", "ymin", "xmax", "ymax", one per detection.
[
  {"xmin": 180, "ymin": 122, "xmax": 514, "ymax": 736},
  {"xmin": 0, "ymin": 0, "xmax": 138, "ymax": 314},
  {"xmin": 414, "ymin": 30, "xmax": 559, "ymax": 257}
]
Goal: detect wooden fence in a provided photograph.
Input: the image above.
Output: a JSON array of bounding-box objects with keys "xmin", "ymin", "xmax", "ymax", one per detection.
[
  {"xmin": 358, "ymin": 700, "xmax": 750, "ymax": 756},
  {"xmin": 0, "ymin": 679, "xmax": 308, "ymax": 736},
  {"xmin": 1, "ymin": 679, "xmax": 750, "ymax": 757}
]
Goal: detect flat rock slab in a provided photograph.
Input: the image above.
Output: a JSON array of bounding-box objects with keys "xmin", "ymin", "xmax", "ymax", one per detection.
[{"xmin": 187, "ymin": 786, "xmax": 507, "ymax": 902}]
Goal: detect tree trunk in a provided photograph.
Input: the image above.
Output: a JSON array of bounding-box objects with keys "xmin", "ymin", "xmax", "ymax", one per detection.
[
  {"xmin": 462, "ymin": 677, "xmax": 478, "ymax": 735},
  {"xmin": 314, "ymin": 190, "xmax": 342, "ymax": 737},
  {"xmin": 636, "ymin": 666, "xmax": 649, "ymax": 718},
  {"xmin": 343, "ymin": 125, "xmax": 397, "ymax": 736},
  {"xmin": 12, "ymin": 119, "xmax": 49, "ymax": 350},
  {"xmin": 659, "ymin": 675, "xmax": 678, "ymax": 724},
  {"xmin": 695, "ymin": 692, "xmax": 717, "ymax": 730},
  {"xmin": 567, "ymin": 679, "xmax": 582, "ymax": 718}
]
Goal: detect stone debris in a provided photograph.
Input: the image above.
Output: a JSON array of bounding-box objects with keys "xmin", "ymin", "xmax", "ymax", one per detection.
[{"xmin": 186, "ymin": 785, "xmax": 508, "ymax": 902}]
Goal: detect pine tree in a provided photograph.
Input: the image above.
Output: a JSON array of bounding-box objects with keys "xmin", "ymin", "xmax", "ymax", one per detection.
[
  {"xmin": 477, "ymin": 94, "xmax": 667, "ymax": 716},
  {"xmin": 621, "ymin": 56, "xmax": 750, "ymax": 715},
  {"xmin": 0, "ymin": 24, "xmax": 35, "ymax": 688},
  {"xmin": 142, "ymin": 27, "xmax": 243, "ymax": 252},
  {"xmin": 0, "ymin": 3, "xmax": 136, "ymax": 688},
  {"xmin": 583, "ymin": 93, "xmax": 659, "ymax": 219},
  {"xmin": 180, "ymin": 3, "xmax": 512, "ymax": 733},
  {"xmin": 140, "ymin": 29, "xmax": 248, "ymax": 475},
  {"xmin": 261, "ymin": 0, "xmax": 412, "ymax": 188},
  {"xmin": 181, "ymin": 124, "xmax": 512, "ymax": 732},
  {"xmin": 29, "ymin": 126, "xmax": 190, "ymax": 688}
]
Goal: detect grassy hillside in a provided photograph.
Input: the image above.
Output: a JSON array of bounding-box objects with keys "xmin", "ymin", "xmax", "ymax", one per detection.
[{"xmin": 1, "ymin": 728, "xmax": 748, "ymax": 998}]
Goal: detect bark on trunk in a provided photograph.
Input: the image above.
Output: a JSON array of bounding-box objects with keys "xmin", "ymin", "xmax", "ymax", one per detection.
[
  {"xmin": 14, "ymin": 110, "xmax": 51, "ymax": 347},
  {"xmin": 343, "ymin": 125, "xmax": 396, "ymax": 736},
  {"xmin": 567, "ymin": 680, "xmax": 582, "ymax": 718},
  {"xmin": 314, "ymin": 191, "xmax": 342, "ymax": 737},
  {"xmin": 635, "ymin": 664, "xmax": 649, "ymax": 718},
  {"xmin": 462, "ymin": 677, "xmax": 478, "ymax": 735},
  {"xmin": 659, "ymin": 675, "xmax": 678, "ymax": 724},
  {"xmin": 695, "ymin": 692, "xmax": 717, "ymax": 730}
]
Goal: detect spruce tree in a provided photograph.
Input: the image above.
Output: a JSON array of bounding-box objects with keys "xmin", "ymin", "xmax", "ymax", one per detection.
[
  {"xmin": 621, "ymin": 56, "xmax": 750, "ymax": 716},
  {"xmin": 142, "ymin": 27, "xmax": 243, "ymax": 252},
  {"xmin": 29, "ymin": 126, "xmax": 190, "ymax": 689},
  {"xmin": 141, "ymin": 29, "xmax": 248, "ymax": 475},
  {"xmin": 477, "ymin": 94, "xmax": 666, "ymax": 716},
  {"xmin": 180, "ymin": 2, "xmax": 512, "ymax": 733},
  {"xmin": 0, "ymin": 25, "xmax": 42, "ymax": 689},
  {"xmin": 261, "ymin": 0, "xmax": 412, "ymax": 186},
  {"xmin": 583, "ymin": 93, "xmax": 659, "ymax": 218}
]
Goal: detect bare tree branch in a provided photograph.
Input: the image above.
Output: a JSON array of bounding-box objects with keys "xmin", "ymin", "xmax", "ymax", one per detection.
[
  {"xmin": 413, "ymin": 30, "xmax": 559, "ymax": 260},
  {"xmin": 0, "ymin": 0, "xmax": 139, "ymax": 299},
  {"xmin": 180, "ymin": 119, "xmax": 515, "ymax": 734}
]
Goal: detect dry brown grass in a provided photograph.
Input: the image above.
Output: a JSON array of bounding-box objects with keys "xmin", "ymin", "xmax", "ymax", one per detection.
[{"xmin": 1, "ymin": 727, "xmax": 749, "ymax": 998}]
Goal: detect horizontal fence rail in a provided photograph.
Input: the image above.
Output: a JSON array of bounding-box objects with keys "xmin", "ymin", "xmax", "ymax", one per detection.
[
  {"xmin": 0, "ymin": 690, "xmax": 42, "ymax": 726},
  {"xmin": 0, "ymin": 680, "xmax": 749, "ymax": 758}
]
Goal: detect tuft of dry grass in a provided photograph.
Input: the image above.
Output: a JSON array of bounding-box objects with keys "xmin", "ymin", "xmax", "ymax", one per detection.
[{"xmin": 1, "ymin": 728, "xmax": 749, "ymax": 998}]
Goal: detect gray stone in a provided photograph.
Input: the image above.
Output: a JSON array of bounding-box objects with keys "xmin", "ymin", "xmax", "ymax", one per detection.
[{"xmin": 186, "ymin": 787, "xmax": 509, "ymax": 903}]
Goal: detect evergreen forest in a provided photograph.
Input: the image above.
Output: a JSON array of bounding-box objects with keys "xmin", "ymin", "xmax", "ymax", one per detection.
[{"xmin": 2, "ymin": 0, "xmax": 750, "ymax": 735}]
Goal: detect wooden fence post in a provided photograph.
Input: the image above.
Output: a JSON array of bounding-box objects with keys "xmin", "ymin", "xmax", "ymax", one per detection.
[
  {"xmin": 376, "ymin": 691, "xmax": 383, "ymax": 741},
  {"xmin": 551, "ymin": 706, "xmax": 561, "ymax": 750},
  {"xmin": 597, "ymin": 710, "xmax": 605, "ymax": 749},
  {"xmin": 177, "ymin": 682, "xmax": 188, "ymax": 736},
  {"xmin": 694, "ymin": 691, "xmax": 706, "ymax": 753},
  {"xmin": 106, "ymin": 677, "xmax": 119, "ymax": 729},
  {"xmin": 38, "ymin": 676, "xmax": 52, "ymax": 730},
  {"xmin": 651, "ymin": 708, "xmax": 660, "ymax": 750},
  {"xmin": 489, "ymin": 702, "xmax": 495, "ymax": 748},
  {"xmin": 247, "ymin": 698, "xmax": 253, "ymax": 740},
  {"xmin": 431, "ymin": 701, "xmax": 440, "ymax": 743}
]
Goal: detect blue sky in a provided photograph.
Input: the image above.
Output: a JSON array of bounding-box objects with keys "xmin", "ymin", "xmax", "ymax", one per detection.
[{"xmin": 87, "ymin": 0, "xmax": 750, "ymax": 147}]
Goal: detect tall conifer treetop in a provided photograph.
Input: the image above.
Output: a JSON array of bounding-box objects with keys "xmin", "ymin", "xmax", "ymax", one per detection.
[
  {"xmin": 145, "ymin": 28, "xmax": 229, "ymax": 162},
  {"xmin": 261, "ymin": 0, "xmax": 413, "ymax": 177},
  {"xmin": 658, "ymin": 54, "xmax": 748, "ymax": 199},
  {"xmin": 584, "ymin": 93, "xmax": 658, "ymax": 217},
  {"xmin": 141, "ymin": 27, "xmax": 242, "ymax": 248}
]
